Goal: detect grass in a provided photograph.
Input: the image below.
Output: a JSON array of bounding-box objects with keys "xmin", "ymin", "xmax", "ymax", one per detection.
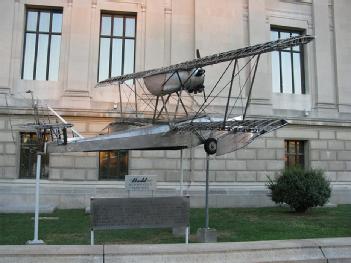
[{"xmin": 0, "ymin": 205, "xmax": 350, "ymax": 245}]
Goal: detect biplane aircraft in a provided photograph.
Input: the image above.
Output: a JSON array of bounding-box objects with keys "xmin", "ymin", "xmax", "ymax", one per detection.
[{"xmin": 45, "ymin": 35, "xmax": 314, "ymax": 156}]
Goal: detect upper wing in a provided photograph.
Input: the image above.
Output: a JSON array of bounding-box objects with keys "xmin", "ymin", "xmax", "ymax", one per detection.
[{"xmin": 97, "ymin": 35, "xmax": 314, "ymax": 86}]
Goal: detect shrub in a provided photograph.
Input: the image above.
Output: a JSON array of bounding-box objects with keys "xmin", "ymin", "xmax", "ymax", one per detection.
[{"xmin": 267, "ymin": 166, "xmax": 331, "ymax": 213}]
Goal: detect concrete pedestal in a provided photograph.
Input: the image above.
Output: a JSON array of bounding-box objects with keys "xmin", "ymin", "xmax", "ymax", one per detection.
[
  {"xmin": 196, "ymin": 228, "xmax": 217, "ymax": 243},
  {"xmin": 26, "ymin": 240, "xmax": 45, "ymax": 245}
]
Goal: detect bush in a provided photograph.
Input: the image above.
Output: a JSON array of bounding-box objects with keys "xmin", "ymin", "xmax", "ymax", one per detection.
[{"xmin": 267, "ymin": 166, "xmax": 331, "ymax": 213}]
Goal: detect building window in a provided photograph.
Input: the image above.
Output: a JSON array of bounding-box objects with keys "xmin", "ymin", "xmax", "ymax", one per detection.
[
  {"xmin": 22, "ymin": 8, "xmax": 62, "ymax": 81},
  {"xmin": 98, "ymin": 13, "xmax": 136, "ymax": 82},
  {"xmin": 99, "ymin": 150, "xmax": 128, "ymax": 180},
  {"xmin": 19, "ymin": 132, "xmax": 49, "ymax": 179},
  {"xmin": 284, "ymin": 140, "xmax": 305, "ymax": 168},
  {"xmin": 271, "ymin": 27, "xmax": 305, "ymax": 94}
]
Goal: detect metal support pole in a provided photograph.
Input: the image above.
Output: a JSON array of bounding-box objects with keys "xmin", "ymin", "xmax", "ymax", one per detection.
[
  {"xmin": 205, "ymin": 153, "xmax": 210, "ymax": 229},
  {"xmin": 90, "ymin": 229, "xmax": 94, "ymax": 245},
  {"xmin": 180, "ymin": 149, "xmax": 184, "ymax": 196},
  {"xmin": 27, "ymin": 153, "xmax": 44, "ymax": 245},
  {"xmin": 118, "ymin": 83, "xmax": 123, "ymax": 117},
  {"xmin": 185, "ymin": 226, "xmax": 189, "ymax": 244},
  {"xmin": 34, "ymin": 154, "xmax": 41, "ymax": 241}
]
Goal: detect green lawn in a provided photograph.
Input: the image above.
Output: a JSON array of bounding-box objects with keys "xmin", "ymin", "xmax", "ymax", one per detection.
[{"xmin": 1, "ymin": 205, "xmax": 350, "ymax": 245}]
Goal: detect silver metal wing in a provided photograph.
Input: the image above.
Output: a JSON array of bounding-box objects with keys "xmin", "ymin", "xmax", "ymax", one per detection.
[{"xmin": 97, "ymin": 35, "xmax": 314, "ymax": 85}]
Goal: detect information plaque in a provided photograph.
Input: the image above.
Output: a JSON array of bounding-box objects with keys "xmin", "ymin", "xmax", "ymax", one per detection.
[
  {"xmin": 90, "ymin": 196, "xmax": 189, "ymax": 230},
  {"xmin": 125, "ymin": 175, "xmax": 157, "ymax": 192}
]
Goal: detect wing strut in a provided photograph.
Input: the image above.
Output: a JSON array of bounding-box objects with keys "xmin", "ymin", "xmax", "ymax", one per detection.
[
  {"xmin": 118, "ymin": 83, "xmax": 123, "ymax": 117},
  {"xmin": 243, "ymin": 55, "xmax": 260, "ymax": 120},
  {"xmin": 223, "ymin": 59, "xmax": 238, "ymax": 128},
  {"xmin": 152, "ymin": 96, "xmax": 160, "ymax": 123},
  {"xmin": 176, "ymin": 91, "xmax": 188, "ymax": 117}
]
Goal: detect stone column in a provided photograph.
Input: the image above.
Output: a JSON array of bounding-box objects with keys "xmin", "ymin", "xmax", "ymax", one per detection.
[
  {"xmin": 312, "ymin": 0, "xmax": 337, "ymax": 115},
  {"xmin": 63, "ymin": 0, "xmax": 91, "ymax": 108},
  {"xmin": 144, "ymin": 0, "xmax": 165, "ymax": 69},
  {"xmin": 333, "ymin": 0, "xmax": 351, "ymax": 114},
  {"xmin": 0, "ymin": 0, "xmax": 16, "ymax": 94},
  {"xmin": 164, "ymin": 0, "xmax": 172, "ymax": 66}
]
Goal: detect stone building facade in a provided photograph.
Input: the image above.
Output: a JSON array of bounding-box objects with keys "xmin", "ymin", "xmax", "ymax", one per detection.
[{"xmin": 0, "ymin": 0, "xmax": 350, "ymax": 211}]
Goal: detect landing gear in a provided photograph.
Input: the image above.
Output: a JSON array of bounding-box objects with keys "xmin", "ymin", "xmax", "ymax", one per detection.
[{"xmin": 204, "ymin": 138, "xmax": 217, "ymax": 155}]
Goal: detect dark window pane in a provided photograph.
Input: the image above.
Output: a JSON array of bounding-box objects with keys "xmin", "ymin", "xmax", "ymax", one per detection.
[
  {"xmin": 99, "ymin": 13, "xmax": 136, "ymax": 82},
  {"xmin": 23, "ymin": 33, "xmax": 36, "ymax": 80},
  {"xmin": 285, "ymin": 140, "xmax": 305, "ymax": 168},
  {"xmin": 281, "ymin": 52, "xmax": 292, "ymax": 94},
  {"xmin": 280, "ymin": 32, "xmax": 291, "ymax": 51},
  {"xmin": 35, "ymin": 34, "xmax": 49, "ymax": 80},
  {"xmin": 298, "ymin": 141, "xmax": 304, "ymax": 154},
  {"xmin": 101, "ymin": 16, "xmax": 111, "ymax": 35},
  {"xmin": 120, "ymin": 151, "xmax": 128, "ymax": 177},
  {"xmin": 49, "ymin": 35, "xmax": 61, "ymax": 81},
  {"xmin": 280, "ymin": 32, "xmax": 290, "ymax": 39},
  {"xmin": 288, "ymin": 141, "xmax": 296, "ymax": 154},
  {"xmin": 52, "ymin": 13, "xmax": 62, "ymax": 33},
  {"xmin": 293, "ymin": 53, "xmax": 302, "ymax": 94},
  {"xmin": 27, "ymin": 11, "xmax": 38, "ymax": 31},
  {"xmin": 271, "ymin": 28, "xmax": 304, "ymax": 94},
  {"xmin": 125, "ymin": 17, "xmax": 135, "ymax": 37},
  {"xmin": 271, "ymin": 30, "xmax": 278, "ymax": 41},
  {"xmin": 272, "ymin": 51, "xmax": 280, "ymax": 93},
  {"xmin": 287, "ymin": 155, "xmax": 296, "ymax": 167},
  {"xmin": 113, "ymin": 17, "xmax": 123, "ymax": 36},
  {"xmin": 298, "ymin": 155, "xmax": 304, "ymax": 167},
  {"xmin": 19, "ymin": 132, "xmax": 49, "ymax": 179},
  {"xmin": 291, "ymin": 32, "xmax": 300, "ymax": 51},
  {"xmin": 111, "ymin": 38, "xmax": 122, "ymax": 77},
  {"xmin": 293, "ymin": 44, "xmax": 300, "ymax": 52},
  {"xmin": 99, "ymin": 150, "xmax": 128, "ymax": 180},
  {"xmin": 23, "ymin": 9, "xmax": 62, "ymax": 81},
  {"xmin": 98, "ymin": 38, "xmax": 110, "ymax": 81},
  {"xmin": 124, "ymin": 39, "xmax": 135, "ymax": 74},
  {"xmin": 39, "ymin": 12, "xmax": 50, "ymax": 32}
]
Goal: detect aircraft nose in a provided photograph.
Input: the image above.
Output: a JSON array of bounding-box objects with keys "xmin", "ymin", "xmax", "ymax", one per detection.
[{"xmin": 195, "ymin": 68, "xmax": 205, "ymax": 77}]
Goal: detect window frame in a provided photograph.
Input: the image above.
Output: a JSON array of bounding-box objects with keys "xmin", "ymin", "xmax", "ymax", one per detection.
[
  {"xmin": 284, "ymin": 140, "xmax": 306, "ymax": 168},
  {"xmin": 97, "ymin": 12, "xmax": 137, "ymax": 82},
  {"xmin": 21, "ymin": 6, "xmax": 63, "ymax": 81},
  {"xmin": 19, "ymin": 132, "xmax": 49, "ymax": 179},
  {"xmin": 98, "ymin": 150, "xmax": 129, "ymax": 180},
  {"xmin": 271, "ymin": 26, "xmax": 306, "ymax": 94}
]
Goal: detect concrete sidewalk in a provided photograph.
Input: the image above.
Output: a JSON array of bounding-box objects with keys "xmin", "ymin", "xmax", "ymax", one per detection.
[{"xmin": 0, "ymin": 237, "xmax": 350, "ymax": 263}]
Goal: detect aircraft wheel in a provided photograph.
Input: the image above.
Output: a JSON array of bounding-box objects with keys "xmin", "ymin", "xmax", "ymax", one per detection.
[{"xmin": 204, "ymin": 138, "xmax": 217, "ymax": 155}]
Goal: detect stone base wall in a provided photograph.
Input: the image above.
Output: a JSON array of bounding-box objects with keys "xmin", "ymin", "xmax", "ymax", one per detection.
[
  {"xmin": 0, "ymin": 115, "xmax": 351, "ymax": 210},
  {"xmin": 0, "ymin": 180, "xmax": 350, "ymax": 212}
]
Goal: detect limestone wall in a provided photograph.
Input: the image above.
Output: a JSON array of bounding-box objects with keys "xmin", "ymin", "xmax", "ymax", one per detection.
[{"xmin": 0, "ymin": 0, "xmax": 351, "ymax": 208}]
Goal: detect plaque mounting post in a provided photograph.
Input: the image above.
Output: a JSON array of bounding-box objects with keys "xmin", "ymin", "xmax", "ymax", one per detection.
[
  {"xmin": 90, "ymin": 229, "xmax": 94, "ymax": 245},
  {"xmin": 180, "ymin": 149, "xmax": 184, "ymax": 196}
]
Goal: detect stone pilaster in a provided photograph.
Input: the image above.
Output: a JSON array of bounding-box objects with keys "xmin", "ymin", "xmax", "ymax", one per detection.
[
  {"xmin": 247, "ymin": 0, "xmax": 272, "ymax": 117},
  {"xmin": 312, "ymin": 0, "xmax": 337, "ymax": 115},
  {"xmin": 333, "ymin": 0, "xmax": 351, "ymax": 113}
]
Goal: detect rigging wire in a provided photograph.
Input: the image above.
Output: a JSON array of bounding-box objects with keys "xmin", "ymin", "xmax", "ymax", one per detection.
[
  {"xmin": 192, "ymin": 55, "xmax": 255, "ymax": 121},
  {"xmin": 191, "ymin": 60, "xmax": 234, "ymax": 121},
  {"xmin": 3, "ymin": 94, "xmax": 15, "ymax": 144},
  {"xmin": 227, "ymin": 55, "xmax": 258, "ymax": 118}
]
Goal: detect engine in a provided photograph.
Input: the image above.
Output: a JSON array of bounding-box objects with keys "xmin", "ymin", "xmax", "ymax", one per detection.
[{"xmin": 143, "ymin": 68, "xmax": 205, "ymax": 96}]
